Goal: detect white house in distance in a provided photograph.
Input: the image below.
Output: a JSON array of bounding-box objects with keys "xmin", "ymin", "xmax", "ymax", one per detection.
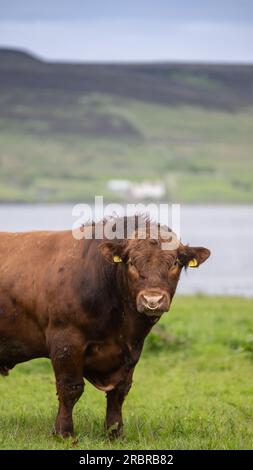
[
  {"xmin": 107, "ymin": 179, "xmax": 132, "ymax": 192},
  {"xmin": 107, "ymin": 179, "xmax": 166, "ymax": 199}
]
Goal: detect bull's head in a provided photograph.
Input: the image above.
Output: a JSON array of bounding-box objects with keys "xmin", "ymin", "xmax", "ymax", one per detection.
[{"xmin": 99, "ymin": 222, "xmax": 210, "ymax": 318}]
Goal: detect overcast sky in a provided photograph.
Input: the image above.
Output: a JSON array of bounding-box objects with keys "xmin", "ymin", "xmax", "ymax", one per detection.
[{"xmin": 0, "ymin": 0, "xmax": 253, "ymax": 62}]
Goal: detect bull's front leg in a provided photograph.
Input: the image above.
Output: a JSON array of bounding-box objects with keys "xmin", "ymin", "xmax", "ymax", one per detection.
[
  {"xmin": 54, "ymin": 376, "xmax": 84, "ymax": 438},
  {"xmin": 105, "ymin": 371, "xmax": 133, "ymax": 439},
  {"xmin": 48, "ymin": 331, "xmax": 85, "ymax": 438}
]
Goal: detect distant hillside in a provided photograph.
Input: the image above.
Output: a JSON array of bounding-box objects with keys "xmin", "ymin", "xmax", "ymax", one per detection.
[
  {"xmin": 0, "ymin": 48, "xmax": 253, "ymax": 204},
  {"xmin": 1, "ymin": 48, "xmax": 253, "ymax": 111}
]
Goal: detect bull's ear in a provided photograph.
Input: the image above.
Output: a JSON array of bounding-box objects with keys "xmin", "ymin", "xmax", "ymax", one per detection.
[
  {"xmin": 98, "ymin": 240, "xmax": 126, "ymax": 263},
  {"xmin": 178, "ymin": 246, "xmax": 211, "ymax": 268}
]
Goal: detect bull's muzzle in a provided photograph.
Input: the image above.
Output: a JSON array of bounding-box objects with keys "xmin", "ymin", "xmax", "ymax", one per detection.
[{"xmin": 137, "ymin": 290, "xmax": 170, "ymax": 316}]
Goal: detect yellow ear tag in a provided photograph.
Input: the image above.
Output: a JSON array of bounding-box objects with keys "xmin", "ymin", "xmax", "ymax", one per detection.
[
  {"xmin": 113, "ymin": 255, "xmax": 122, "ymax": 263},
  {"xmin": 188, "ymin": 258, "xmax": 198, "ymax": 268}
]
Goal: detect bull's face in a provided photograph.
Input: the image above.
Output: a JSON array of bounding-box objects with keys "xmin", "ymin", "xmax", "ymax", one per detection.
[{"xmin": 99, "ymin": 233, "xmax": 210, "ymax": 318}]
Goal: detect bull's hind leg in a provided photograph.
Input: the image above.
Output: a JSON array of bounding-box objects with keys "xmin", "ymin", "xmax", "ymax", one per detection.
[{"xmin": 49, "ymin": 332, "xmax": 85, "ymax": 437}]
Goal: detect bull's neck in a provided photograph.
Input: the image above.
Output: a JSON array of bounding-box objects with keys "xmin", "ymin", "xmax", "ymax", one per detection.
[{"xmin": 120, "ymin": 305, "xmax": 156, "ymax": 346}]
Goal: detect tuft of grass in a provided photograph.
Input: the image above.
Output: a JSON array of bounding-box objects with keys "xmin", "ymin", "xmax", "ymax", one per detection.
[
  {"xmin": 0, "ymin": 296, "xmax": 253, "ymax": 449},
  {"xmin": 145, "ymin": 323, "xmax": 189, "ymax": 353}
]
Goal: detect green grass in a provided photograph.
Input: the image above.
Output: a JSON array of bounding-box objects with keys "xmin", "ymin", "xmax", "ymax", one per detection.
[
  {"xmin": 0, "ymin": 296, "xmax": 253, "ymax": 450},
  {"xmin": 0, "ymin": 92, "xmax": 253, "ymax": 203}
]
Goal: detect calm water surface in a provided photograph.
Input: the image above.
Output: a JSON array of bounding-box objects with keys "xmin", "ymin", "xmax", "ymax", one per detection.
[{"xmin": 0, "ymin": 204, "xmax": 252, "ymax": 297}]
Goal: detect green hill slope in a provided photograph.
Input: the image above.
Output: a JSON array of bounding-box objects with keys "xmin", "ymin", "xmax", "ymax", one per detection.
[{"xmin": 0, "ymin": 48, "xmax": 253, "ymax": 203}]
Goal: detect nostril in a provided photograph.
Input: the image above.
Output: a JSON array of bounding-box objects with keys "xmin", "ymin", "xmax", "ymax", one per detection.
[
  {"xmin": 138, "ymin": 291, "xmax": 169, "ymax": 314},
  {"xmin": 143, "ymin": 294, "xmax": 164, "ymax": 307}
]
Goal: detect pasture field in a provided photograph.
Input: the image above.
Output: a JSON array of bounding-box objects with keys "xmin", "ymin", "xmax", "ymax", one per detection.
[{"xmin": 0, "ymin": 296, "xmax": 253, "ymax": 450}]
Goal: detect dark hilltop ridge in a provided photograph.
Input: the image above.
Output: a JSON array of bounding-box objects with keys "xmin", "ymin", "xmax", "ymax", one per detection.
[{"xmin": 1, "ymin": 47, "xmax": 253, "ymax": 110}]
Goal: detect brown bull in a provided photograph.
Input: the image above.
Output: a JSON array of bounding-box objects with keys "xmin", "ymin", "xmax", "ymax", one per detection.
[{"xmin": 0, "ymin": 217, "xmax": 210, "ymax": 437}]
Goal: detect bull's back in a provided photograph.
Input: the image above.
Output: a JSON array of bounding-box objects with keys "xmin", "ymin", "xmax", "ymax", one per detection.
[
  {"xmin": 0, "ymin": 230, "xmax": 86, "ymax": 367},
  {"xmin": 0, "ymin": 230, "xmax": 77, "ymax": 302}
]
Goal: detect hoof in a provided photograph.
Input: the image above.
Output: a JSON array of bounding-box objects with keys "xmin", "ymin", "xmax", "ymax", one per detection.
[
  {"xmin": 107, "ymin": 422, "xmax": 123, "ymax": 440},
  {"xmin": 53, "ymin": 425, "xmax": 74, "ymax": 439}
]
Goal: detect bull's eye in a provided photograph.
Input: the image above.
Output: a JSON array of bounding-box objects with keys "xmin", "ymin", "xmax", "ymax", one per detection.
[
  {"xmin": 127, "ymin": 260, "xmax": 141, "ymax": 280},
  {"xmin": 170, "ymin": 258, "xmax": 181, "ymax": 270}
]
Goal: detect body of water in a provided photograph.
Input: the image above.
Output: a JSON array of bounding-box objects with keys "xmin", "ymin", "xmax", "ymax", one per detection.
[{"xmin": 0, "ymin": 204, "xmax": 252, "ymax": 297}]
